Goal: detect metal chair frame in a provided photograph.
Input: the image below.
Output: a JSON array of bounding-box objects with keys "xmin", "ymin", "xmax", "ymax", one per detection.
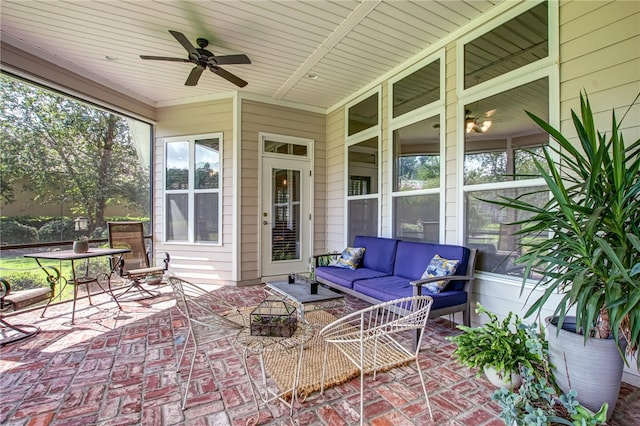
[
  {"xmin": 167, "ymin": 275, "xmax": 249, "ymax": 410},
  {"xmin": 319, "ymin": 295, "xmax": 434, "ymax": 425},
  {"xmin": 0, "ymin": 278, "xmax": 43, "ymax": 346},
  {"xmin": 107, "ymin": 221, "xmax": 169, "ymax": 300}
]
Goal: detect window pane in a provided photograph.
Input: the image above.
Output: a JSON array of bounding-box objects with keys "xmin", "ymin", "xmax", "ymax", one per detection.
[
  {"xmin": 393, "ymin": 194, "xmax": 439, "ymax": 243},
  {"xmin": 465, "ymin": 187, "xmax": 548, "ymax": 278},
  {"xmin": 464, "ymin": 78, "xmax": 549, "ymax": 185},
  {"xmin": 348, "ymin": 199, "xmax": 378, "ymax": 245},
  {"xmin": 348, "ymin": 93, "xmax": 378, "ymax": 136},
  {"xmin": 264, "ymin": 140, "xmax": 308, "ymax": 157},
  {"xmin": 195, "ymin": 138, "xmax": 220, "ymax": 189},
  {"xmin": 272, "ymin": 169, "xmax": 300, "ymax": 261},
  {"xmin": 166, "ymin": 141, "xmax": 189, "ymax": 190},
  {"xmin": 166, "ymin": 193, "xmax": 188, "ymax": 242},
  {"xmin": 464, "ymin": 151, "xmax": 508, "ymax": 185},
  {"xmin": 195, "ymin": 193, "xmax": 219, "ymax": 243},
  {"xmin": 464, "ymin": 2, "xmax": 548, "ymax": 89},
  {"xmin": 393, "ymin": 59, "xmax": 440, "ymax": 118},
  {"xmin": 393, "ymin": 116, "xmax": 440, "ymax": 191},
  {"xmin": 348, "ymin": 137, "xmax": 378, "ymax": 195},
  {"xmin": 515, "ymin": 146, "xmax": 545, "ymax": 179}
]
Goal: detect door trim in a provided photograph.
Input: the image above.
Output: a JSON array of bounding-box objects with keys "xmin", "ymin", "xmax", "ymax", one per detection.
[{"xmin": 258, "ymin": 132, "xmax": 314, "ymax": 279}]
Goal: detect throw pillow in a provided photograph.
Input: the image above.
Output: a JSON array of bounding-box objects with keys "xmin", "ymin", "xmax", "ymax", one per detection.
[
  {"xmin": 421, "ymin": 254, "xmax": 460, "ymax": 293},
  {"xmin": 334, "ymin": 247, "xmax": 366, "ymax": 270}
]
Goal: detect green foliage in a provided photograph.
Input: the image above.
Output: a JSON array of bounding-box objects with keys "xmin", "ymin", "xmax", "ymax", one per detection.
[
  {"xmin": 480, "ymin": 92, "xmax": 640, "ymax": 365},
  {"xmin": 447, "ymin": 304, "xmax": 547, "ymax": 383},
  {"xmin": 492, "ymin": 368, "xmax": 608, "ymax": 426},
  {"xmin": 37, "ymin": 218, "xmax": 76, "ymax": 242},
  {"xmin": 2, "ymin": 270, "xmax": 44, "ymax": 292},
  {"xmin": 0, "ymin": 74, "xmax": 151, "ymax": 231},
  {"xmin": 0, "ymin": 219, "xmax": 37, "ymax": 244}
]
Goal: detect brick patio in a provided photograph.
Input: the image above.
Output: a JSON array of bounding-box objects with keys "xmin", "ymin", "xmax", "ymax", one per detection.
[{"xmin": 1, "ymin": 283, "xmax": 638, "ymax": 425}]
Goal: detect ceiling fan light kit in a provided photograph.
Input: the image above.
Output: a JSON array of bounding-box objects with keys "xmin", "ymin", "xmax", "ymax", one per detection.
[
  {"xmin": 465, "ymin": 109, "xmax": 493, "ymax": 133},
  {"xmin": 140, "ymin": 30, "xmax": 251, "ymax": 87}
]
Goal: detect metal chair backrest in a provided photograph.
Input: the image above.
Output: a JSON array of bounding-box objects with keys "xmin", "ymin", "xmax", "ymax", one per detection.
[
  {"xmin": 107, "ymin": 221, "xmax": 150, "ymax": 272},
  {"xmin": 320, "ymin": 295, "xmax": 433, "ymax": 358},
  {"xmin": 167, "ymin": 276, "xmax": 247, "ymax": 335}
]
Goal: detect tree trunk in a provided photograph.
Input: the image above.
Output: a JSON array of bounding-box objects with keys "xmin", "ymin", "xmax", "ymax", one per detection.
[{"xmin": 596, "ymin": 307, "xmax": 611, "ymax": 339}]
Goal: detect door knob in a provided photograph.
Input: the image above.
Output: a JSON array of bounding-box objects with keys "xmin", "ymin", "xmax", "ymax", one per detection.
[{"xmin": 263, "ymin": 220, "xmax": 269, "ymax": 225}]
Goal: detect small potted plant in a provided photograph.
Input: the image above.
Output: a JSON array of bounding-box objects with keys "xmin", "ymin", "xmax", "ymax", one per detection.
[
  {"xmin": 72, "ymin": 235, "xmax": 89, "ymax": 253},
  {"xmin": 447, "ymin": 304, "xmax": 546, "ymax": 389}
]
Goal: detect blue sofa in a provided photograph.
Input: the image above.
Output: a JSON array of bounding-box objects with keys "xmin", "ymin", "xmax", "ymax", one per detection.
[{"xmin": 314, "ymin": 236, "xmax": 477, "ymax": 326}]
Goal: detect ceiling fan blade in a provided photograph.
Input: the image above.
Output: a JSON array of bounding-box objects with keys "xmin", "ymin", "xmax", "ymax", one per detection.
[
  {"xmin": 212, "ymin": 54, "xmax": 251, "ymax": 65},
  {"xmin": 140, "ymin": 55, "xmax": 190, "ymax": 62},
  {"xmin": 169, "ymin": 30, "xmax": 199, "ymax": 57},
  {"xmin": 185, "ymin": 65, "xmax": 205, "ymax": 86},
  {"xmin": 209, "ymin": 66, "xmax": 248, "ymax": 87}
]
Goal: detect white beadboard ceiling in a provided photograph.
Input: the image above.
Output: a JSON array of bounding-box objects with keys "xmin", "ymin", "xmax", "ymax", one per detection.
[{"xmin": 0, "ymin": 0, "xmax": 504, "ymax": 110}]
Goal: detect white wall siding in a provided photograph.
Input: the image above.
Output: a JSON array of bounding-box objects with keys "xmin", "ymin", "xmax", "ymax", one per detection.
[
  {"xmin": 325, "ymin": 107, "xmax": 346, "ymax": 250},
  {"xmin": 154, "ymin": 98, "xmax": 235, "ymax": 284},
  {"xmin": 444, "ymin": 41, "xmax": 460, "ymax": 244},
  {"xmin": 240, "ymin": 99, "xmax": 326, "ymax": 283}
]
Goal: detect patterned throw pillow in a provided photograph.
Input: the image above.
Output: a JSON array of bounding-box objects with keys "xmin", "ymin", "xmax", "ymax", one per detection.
[
  {"xmin": 421, "ymin": 254, "xmax": 460, "ymax": 293},
  {"xmin": 334, "ymin": 247, "xmax": 366, "ymax": 270}
]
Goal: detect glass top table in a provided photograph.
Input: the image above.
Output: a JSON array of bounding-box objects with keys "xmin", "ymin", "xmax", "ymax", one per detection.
[{"xmin": 264, "ymin": 275, "xmax": 345, "ymax": 322}]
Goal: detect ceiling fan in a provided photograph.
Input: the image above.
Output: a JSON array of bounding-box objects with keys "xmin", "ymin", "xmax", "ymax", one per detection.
[
  {"xmin": 465, "ymin": 109, "xmax": 493, "ymax": 133},
  {"xmin": 140, "ymin": 30, "xmax": 251, "ymax": 87}
]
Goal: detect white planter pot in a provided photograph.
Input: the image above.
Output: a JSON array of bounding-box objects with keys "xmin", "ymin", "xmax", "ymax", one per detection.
[
  {"xmin": 546, "ymin": 316, "xmax": 625, "ymax": 420},
  {"xmin": 484, "ymin": 365, "xmax": 522, "ymax": 390}
]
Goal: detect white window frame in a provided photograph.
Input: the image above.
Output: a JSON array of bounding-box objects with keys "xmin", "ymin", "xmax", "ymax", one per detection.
[
  {"xmin": 456, "ymin": 0, "xmax": 559, "ymax": 278},
  {"xmin": 344, "ymin": 86, "xmax": 382, "ymax": 244},
  {"xmin": 163, "ymin": 132, "xmax": 223, "ymax": 245},
  {"xmin": 388, "ymin": 50, "xmax": 446, "ymax": 242}
]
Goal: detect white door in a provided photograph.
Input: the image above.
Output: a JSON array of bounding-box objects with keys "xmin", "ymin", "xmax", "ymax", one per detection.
[{"xmin": 260, "ymin": 155, "xmax": 311, "ymax": 278}]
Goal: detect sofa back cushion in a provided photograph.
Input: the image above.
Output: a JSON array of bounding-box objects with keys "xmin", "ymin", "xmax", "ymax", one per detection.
[
  {"xmin": 353, "ymin": 236, "xmax": 399, "ymax": 275},
  {"xmin": 394, "ymin": 241, "xmax": 470, "ymax": 290}
]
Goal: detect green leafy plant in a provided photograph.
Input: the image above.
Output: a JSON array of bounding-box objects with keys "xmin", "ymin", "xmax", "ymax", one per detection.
[
  {"xmin": 492, "ymin": 367, "xmax": 608, "ymax": 426},
  {"xmin": 481, "ymin": 92, "xmax": 640, "ymax": 365},
  {"xmin": 447, "ymin": 304, "xmax": 547, "ymax": 383}
]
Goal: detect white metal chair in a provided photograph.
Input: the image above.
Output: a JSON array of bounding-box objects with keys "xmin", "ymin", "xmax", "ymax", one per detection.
[
  {"xmin": 167, "ymin": 276, "xmax": 249, "ymax": 410},
  {"xmin": 319, "ymin": 295, "xmax": 434, "ymax": 425}
]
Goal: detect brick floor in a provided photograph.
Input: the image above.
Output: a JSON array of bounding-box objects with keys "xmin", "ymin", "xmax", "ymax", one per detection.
[{"xmin": 1, "ymin": 283, "xmax": 638, "ymax": 425}]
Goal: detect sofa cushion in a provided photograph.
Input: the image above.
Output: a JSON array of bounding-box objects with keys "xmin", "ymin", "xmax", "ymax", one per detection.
[
  {"xmin": 394, "ymin": 241, "xmax": 470, "ymax": 291},
  {"xmin": 334, "ymin": 247, "xmax": 366, "ymax": 270},
  {"xmin": 353, "ymin": 277, "xmax": 467, "ymax": 311},
  {"xmin": 353, "ymin": 236, "xmax": 399, "ymax": 274},
  {"xmin": 421, "ymin": 255, "xmax": 460, "ymax": 293},
  {"xmin": 315, "ymin": 266, "xmax": 390, "ymax": 289}
]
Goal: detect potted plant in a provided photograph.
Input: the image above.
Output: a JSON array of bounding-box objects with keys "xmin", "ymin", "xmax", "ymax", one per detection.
[
  {"xmin": 72, "ymin": 235, "xmax": 89, "ymax": 253},
  {"xmin": 492, "ymin": 367, "xmax": 608, "ymax": 426},
  {"xmin": 482, "ymin": 92, "xmax": 640, "ymax": 417},
  {"xmin": 447, "ymin": 304, "xmax": 547, "ymax": 389}
]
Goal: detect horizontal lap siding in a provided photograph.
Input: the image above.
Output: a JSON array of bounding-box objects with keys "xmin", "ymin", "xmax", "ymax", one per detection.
[
  {"xmin": 559, "ymin": 0, "xmax": 640, "ymax": 385},
  {"xmin": 559, "ymin": 1, "xmax": 640, "ymax": 136},
  {"xmin": 380, "ymin": 83, "xmax": 390, "ymax": 237},
  {"xmin": 154, "ymin": 98, "xmax": 235, "ymax": 284},
  {"xmin": 325, "ymin": 106, "xmax": 345, "ymax": 251},
  {"xmin": 240, "ymin": 99, "xmax": 326, "ymax": 282},
  {"xmin": 444, "ymin": 42, "xmax": 459, "ymax": 244}
]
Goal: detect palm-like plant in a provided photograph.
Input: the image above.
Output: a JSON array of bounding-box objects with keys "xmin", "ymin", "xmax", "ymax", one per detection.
[{"xmin": 485, "ymin": 92, "xmax": 640, "ymax": 366}]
